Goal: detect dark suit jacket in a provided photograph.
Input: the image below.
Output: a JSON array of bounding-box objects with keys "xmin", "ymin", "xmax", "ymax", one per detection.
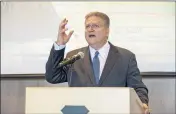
[{"xmin": 45, "ymin": 42, "xmax": 149, "ymax": 104}]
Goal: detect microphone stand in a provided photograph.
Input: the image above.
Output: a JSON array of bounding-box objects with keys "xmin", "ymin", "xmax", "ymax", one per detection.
[
  {"xmin": 67, "ymin": 63, "xmax": 73, "ymax": 87},
  {"xmin": 57, "ymin": 58, "xmax": 74, "ymax": 86}
]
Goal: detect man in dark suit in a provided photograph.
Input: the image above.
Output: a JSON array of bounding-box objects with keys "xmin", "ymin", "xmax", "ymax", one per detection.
[{"xmin": 45, "ymin": 12, "xmax": 150, "ymax": 114}]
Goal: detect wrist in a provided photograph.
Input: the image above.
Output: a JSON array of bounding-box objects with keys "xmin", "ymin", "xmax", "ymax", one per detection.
[{"xmin": 56, "ymin": 40, "xmax": 65, "ymax": 45}]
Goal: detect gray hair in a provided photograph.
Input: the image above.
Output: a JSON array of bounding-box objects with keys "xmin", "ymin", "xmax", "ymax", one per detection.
[{"xmin": 85, "ymin": 11, "xmax": 110, "ymax": 28}]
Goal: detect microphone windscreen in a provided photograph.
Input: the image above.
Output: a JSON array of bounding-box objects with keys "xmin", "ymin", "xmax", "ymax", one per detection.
[{"xmin": 78, "ymin": 52, "xmax": 84, "ymax": 59}]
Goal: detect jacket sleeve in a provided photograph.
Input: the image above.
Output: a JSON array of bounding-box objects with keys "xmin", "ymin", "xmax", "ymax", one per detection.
[
  {"xmin": 126, "ymin": 54, "xmax": 149, "ymax": 105},
  {"xmin": 45, "ymin": 45, "xmax": 69, "ymax": 84}
]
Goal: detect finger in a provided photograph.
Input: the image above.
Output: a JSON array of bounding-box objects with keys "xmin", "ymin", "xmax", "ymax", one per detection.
[
  {"xmin": 68, "ymin": 30, "xmax": 74, "ymax": 38},
  {"xmin": 144, "ymin": 109, "xmax": 150, "ymax": 114},
  {"xmin": 60, "ymin": 19, "xmax": 68, "ymax": 29},
  {"xmin": 61, "ymin": 18, "xmax": 66, "ymax": 24},
  {"xmin": 60, "ymin": 28, "xmax": 68, "ymax": 33},
  {"xmin": 59, "ymin": 18, "xmax": 66, "ymax": 27},
  {"xmin": 143, "ymin": 103, "xmax": 148, "ymax": 109}
]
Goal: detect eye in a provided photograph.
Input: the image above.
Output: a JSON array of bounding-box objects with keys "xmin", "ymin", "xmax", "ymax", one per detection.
[
  {"xmin": 93, "ymin": 24, "xmax": 99, "ymax": 28},
  {"xmin": 86, "ymin": 25, "xmax": 90, "ymax": 29}
]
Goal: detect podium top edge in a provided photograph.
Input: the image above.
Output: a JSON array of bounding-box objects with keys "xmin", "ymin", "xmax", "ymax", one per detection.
[{"xmin": 26, "ymin": 87, "xmax": 134, "ymax": 90}]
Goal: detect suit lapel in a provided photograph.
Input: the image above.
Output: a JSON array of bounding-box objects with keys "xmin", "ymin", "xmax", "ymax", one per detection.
[
  {"xmin": 83, "ymin": 47, "xmax": 96, "ymax": 85},
  {"xmin": 99, "ymin": 43, "xmax": 120, "ymax": 85}
]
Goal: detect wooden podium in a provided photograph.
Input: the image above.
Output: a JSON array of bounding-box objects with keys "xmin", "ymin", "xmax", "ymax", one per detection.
[{"xmin": 25, "ymin": 87, "xmax": 144, "ymax": 114}]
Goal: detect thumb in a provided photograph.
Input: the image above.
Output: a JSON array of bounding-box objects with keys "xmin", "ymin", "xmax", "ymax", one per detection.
[
  {"xmin": 142, "ymin": 103, "xmax": 150, "ymax": 114},
  {"xmin": 142, "ymin": 103, "xmax": 148, "ymax": 109},
  {"xmin": 68, "ymin": 30, "xmax": 74, "ymax": 39}
]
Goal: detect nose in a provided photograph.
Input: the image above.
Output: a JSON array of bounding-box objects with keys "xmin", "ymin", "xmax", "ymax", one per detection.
[{"xmin": 87, "ymin": 26, "xmax": 94, "ymax": 32}]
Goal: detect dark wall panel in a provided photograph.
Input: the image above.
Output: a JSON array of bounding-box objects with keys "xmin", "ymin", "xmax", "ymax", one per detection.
[
  {"xmin": 1, "ymin": 80, "xmax": 38, "ymax": 114},
  {"xmin": 143, "ymin": 78, "xmax": 175, "ymax": 114}
]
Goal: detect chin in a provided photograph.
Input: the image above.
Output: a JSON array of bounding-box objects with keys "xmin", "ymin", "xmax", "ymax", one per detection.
[{"xmin": 87, "ymin": 40, "xmax": 96, "ymax": 46}]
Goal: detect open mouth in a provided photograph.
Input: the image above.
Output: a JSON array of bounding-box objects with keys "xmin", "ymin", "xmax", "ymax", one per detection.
[{"xmin": 89, "ymin": 35, "xmax": 96, "ymax": 38}]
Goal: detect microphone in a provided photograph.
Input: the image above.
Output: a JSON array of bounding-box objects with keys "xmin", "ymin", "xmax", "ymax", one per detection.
[{"xmin": 58, "ymin": 52, "xmax": 84, "ymax": 68}]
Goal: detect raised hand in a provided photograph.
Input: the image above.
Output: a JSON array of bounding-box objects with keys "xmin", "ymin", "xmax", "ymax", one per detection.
[{"xmin": 56, "ymin": 18, "xmax": 74, "ymax": 45}]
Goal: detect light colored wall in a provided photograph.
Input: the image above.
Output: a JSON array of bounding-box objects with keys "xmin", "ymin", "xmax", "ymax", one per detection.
[{"xmin": 1, "ymin": 2, "xmax": 175, "ymax": 74}]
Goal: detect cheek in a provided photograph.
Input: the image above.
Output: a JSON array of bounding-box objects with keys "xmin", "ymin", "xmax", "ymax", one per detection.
[
  {"xmin": 96, "ymin": 31, "xmax": 105, "ymax": 37},
  {"xmin": 85, "ymin": 31, "xmax": 89, "ymax": 36}
]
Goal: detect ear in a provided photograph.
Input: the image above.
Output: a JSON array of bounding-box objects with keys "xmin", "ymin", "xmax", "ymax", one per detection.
[{"xmin": 106, "ymin": 28, "xmax": 110, "ymax": 36}]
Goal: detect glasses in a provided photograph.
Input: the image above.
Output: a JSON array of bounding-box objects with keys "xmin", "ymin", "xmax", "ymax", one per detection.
[{"xmin": 85, "ymin": 24, "xmax": 103, "ymax": 30}]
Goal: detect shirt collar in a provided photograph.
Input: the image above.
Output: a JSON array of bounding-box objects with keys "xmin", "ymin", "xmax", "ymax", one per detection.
[{"xmin": 89, "ymin": 41, "xmax": 110, "ymax": 61}]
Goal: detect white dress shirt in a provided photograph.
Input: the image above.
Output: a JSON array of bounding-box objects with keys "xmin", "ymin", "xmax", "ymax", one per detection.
[{"xmin": 89, "ymin": 42, "xmax": 110, "ymax": 79}]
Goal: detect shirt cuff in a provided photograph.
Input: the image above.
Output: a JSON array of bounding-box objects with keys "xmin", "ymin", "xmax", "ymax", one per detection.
[{"xmin": 53, "ymin": 42, "xmax": 66, "ymax": 50}]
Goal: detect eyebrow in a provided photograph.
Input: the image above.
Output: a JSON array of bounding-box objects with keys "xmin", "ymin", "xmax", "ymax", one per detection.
[{"xmin": 85, "ymin": 22, "xmax": 102, "ymax": 25}]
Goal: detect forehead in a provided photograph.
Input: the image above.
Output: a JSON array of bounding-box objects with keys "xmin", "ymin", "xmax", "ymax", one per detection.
[{"xmin": 85, "ymin": 16, "xmax": 104, "ymax": 25}]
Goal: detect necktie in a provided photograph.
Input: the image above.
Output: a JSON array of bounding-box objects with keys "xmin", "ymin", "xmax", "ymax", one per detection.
[{"xmin": 92, "ymin": 51, "xmax": 100, "ymax": 84}]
